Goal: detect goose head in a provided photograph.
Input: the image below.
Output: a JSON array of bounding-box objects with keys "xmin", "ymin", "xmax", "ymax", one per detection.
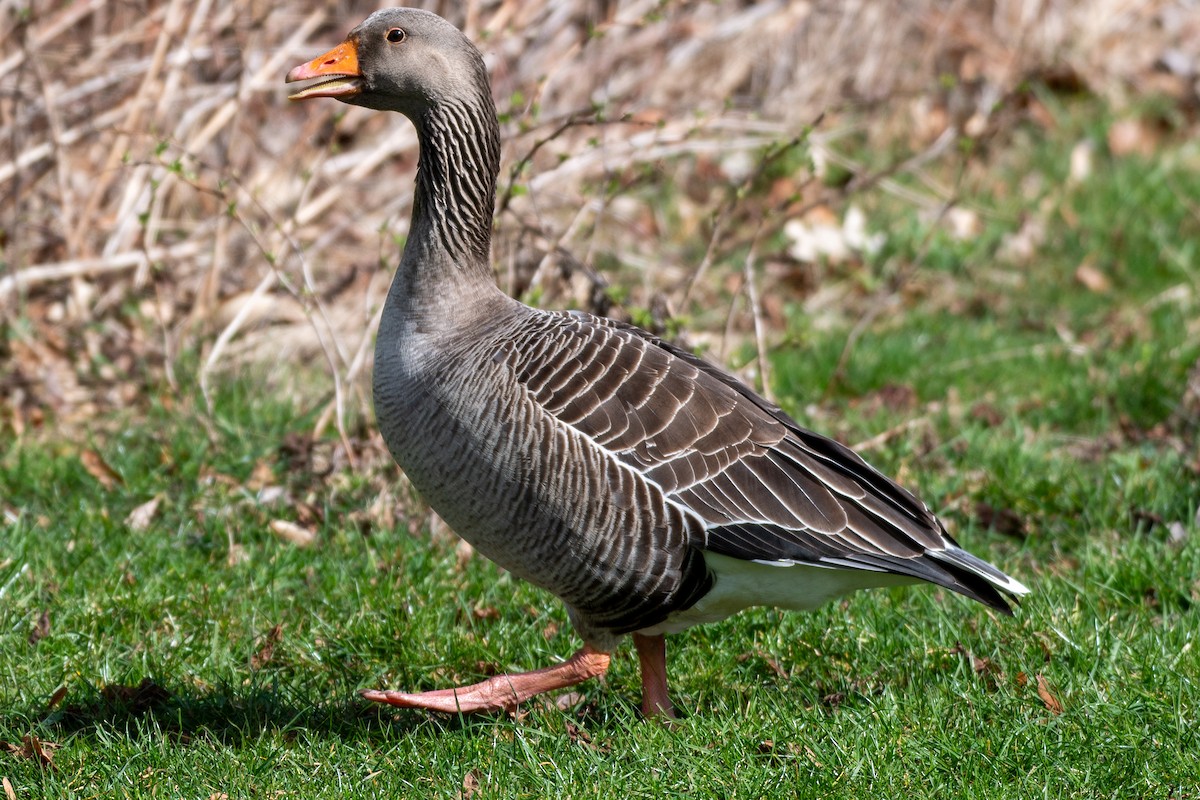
[{"xmin": 285, "ymin": 8, "xmax": 489, "ymax": 118}]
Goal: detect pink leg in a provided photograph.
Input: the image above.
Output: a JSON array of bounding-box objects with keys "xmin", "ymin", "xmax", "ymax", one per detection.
[
  {"xmin": 633, "ymin": 633, "xmax": 677, "ymax": 719},
  {"xmin": 361, "ymin": 644, "xmax": 611, "ymax": 714}
]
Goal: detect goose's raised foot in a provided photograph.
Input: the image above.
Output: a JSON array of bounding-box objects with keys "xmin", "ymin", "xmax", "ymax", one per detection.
[{"xmin": 361, "ymin": 645, "xmax": 611, "ymax": 714}]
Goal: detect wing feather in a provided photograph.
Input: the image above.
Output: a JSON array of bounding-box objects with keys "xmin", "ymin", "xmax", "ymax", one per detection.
[{"xmin": 501, "ymin": 310, "xmax": 1025, "ymax": 616}]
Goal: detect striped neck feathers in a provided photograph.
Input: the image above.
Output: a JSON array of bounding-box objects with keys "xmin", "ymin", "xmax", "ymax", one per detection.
[{"xmin": 407, "ymin": 91, "xmax": 501, "ymax": 274}]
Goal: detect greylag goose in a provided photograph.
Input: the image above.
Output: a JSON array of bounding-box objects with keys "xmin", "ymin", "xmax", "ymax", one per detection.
[{"xmin": 286, "ymin": 8, "xmax": 1028, "ymax": 719}]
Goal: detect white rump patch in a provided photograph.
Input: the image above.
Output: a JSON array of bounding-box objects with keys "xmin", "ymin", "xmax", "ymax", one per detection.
[{"xmin": 638, "ymin": 551, "xmax": 915, "ymax": 635}]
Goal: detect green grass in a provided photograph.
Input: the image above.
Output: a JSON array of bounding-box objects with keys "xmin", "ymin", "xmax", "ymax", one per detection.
[{"xmin": 3, "ymin": 107, "xmax": 1199, "ymax": 798}]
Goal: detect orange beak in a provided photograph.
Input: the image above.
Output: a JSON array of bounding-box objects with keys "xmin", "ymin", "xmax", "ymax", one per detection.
[{"xmin": 286, "ymin": 39, "xmax": 362, "ymax": 101}]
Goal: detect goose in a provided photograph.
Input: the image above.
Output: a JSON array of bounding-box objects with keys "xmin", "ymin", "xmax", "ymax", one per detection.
[{"xmin": 285, "ymin": 8, "xmax": 1028, "ymax": 719}]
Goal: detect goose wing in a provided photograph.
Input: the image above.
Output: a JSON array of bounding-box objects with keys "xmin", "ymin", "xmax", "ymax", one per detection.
[{"xmin": 501, "ymin": 310, "xmax": 1026, "ymax": 613}]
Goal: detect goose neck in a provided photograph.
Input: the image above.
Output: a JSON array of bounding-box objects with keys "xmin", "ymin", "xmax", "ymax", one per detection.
[{"xmin": 405, "ymin": 96, "xmax": 501, "ymax": 275}]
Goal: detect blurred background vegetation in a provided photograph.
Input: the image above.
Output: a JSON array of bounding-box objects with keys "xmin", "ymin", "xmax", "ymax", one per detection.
[{"xmin": 2, "ymin": 0, "xmax": 1196, "ymax": 439}]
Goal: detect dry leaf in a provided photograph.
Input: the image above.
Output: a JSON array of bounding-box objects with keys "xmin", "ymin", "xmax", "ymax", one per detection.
[
  {"xmin": 1036, "ymin": 674, "xmax": 1063, "ymax": 714},
  {"xmin": 125, "ymin": 495, "xmax": 162, "ymax": 532},
  {"xmin": 969, "ymin": 401, "xmax": 1004, "ymax": 427},
  {"xmin": 48, "ymin": 686, "xmax": 68, "ymax": 709},
  {"xmin": 2, "ymin": 735, "xmax": 60, "ymax": 768},
  {"xmin": 250, "ymin": 624, "xmax": 284, "ymax": 669},
  {"xmin": 566, "ymin": 721, "xmax": 592, "ymax": 745},
  {"xmin": 80, "ymin": 449, "xmax": 121, "ymax": 489},
  {"xmin": 25, "ymin": 737, "xmax": 56, "ymax": 767},
  {"xmin": 3, "ymin": 776, "xmax": 15, "ymax": 800},
  {"xmin": 269, "ymin": 520, "xmax": 316, "ymax": 548},
  {"xmin": 555, "ymin": 691, "xmax": 584, "ymax": 711},
  {"xmin": 293, "ymin": 500, "xmax": 322, "ymax": 527},
  {"xmin": 564, "ymin": 720, "xmax": 609, "ymax": 752},
  {"xmin": 998, "ymin": 216, "xmax": 1047, "ymax": 263},
  {"xmin": 226, "ymin": 543, "xmax": 249, "ymax": 567},
  {"xmin": 1067, "ymin": 139, "xmax": 1094, "ymax": 183},
  {"xmin": 945, "ymin": 207, "xmax": 981, "ymax": 241},
  {"xmin": 1075, "ymin": 262, "xmax": 1111, "ymax": 293},
  {"xmin": 784, "ymin": 205, "xmax": 884, "ymax": 264},
  {"xmin": 28, "ymin": 610, "xmax": 50, "ymax": 646},
  {"xmin": 459, "ymin": 769, "xmax": 481, "ymax": 800},
  {"xmin": 821, "ymin": 691, "xmax": 846, "ymax": 707},
  {"xmin": 949, "ymin": 641, "xmax": 998, "ymax": 677},
  {"xmin": 455, "ymin": 538, "xmax": 475, "ymax": 571},
  {"xmin": 1107, "ymin": 118, "xmax": 1159, "ymax": 157},
  {"xmin": 199, "ymin": 468, "xmax": 240, "ymax": 488},
  {"xmin": 256, "ymin": 486, "xmax": 288, "ymax": 506},
  {"xmin": 246, "ymin": 460, "xmax": 276, "ymax": 491}
]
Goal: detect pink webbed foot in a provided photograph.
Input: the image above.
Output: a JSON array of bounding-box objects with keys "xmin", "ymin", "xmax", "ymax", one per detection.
[{"xmin": 362, "ymin": 645, "xmax": 611, "ymax": 714}]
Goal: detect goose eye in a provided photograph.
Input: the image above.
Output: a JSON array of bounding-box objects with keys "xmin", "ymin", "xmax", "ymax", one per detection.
[{"xmin": 386, "ymin": 27, "xmax": 406, "ymax": 43}]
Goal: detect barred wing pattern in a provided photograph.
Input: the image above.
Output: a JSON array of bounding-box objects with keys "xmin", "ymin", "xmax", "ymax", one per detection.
[{"xmin": 501, "ymin": 309, "xmax": 1023, "ymax": 634}]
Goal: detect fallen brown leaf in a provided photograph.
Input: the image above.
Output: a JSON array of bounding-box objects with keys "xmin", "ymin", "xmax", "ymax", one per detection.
[
  {"xmin": 226, "ymin": 543, "xmax": 249, "ymax": 567},
  {"xmin": 949, "ymin": 641, "xmax": 998, "ymax": 678},
  {"xmin": 256, "ymin": 485, "xmax": 288, "ymax": 506},
  {"xmin": 125, "ymin": 495, "xmax": 162, "ymax": 532},
  {"xmin": 28, "ymin": 610, "xmax": 51, "ymax": 646},
  {"xmin": 293, "ymin": 499, "xmax": 323, "ymax": 527},
  {"xmin": 566, "ymin": 721, "xmax": 592, "ymax": 746},
  {"xmin": 47, "ymin": 686, "xmax": 68, "ymax": 709},
  {"xmin": 1075, "ymin": 262, "xmax": 1111, "ymax": 293},
  {"xmin": 269, "ymin": 519, "xmax": 316, "ymax": 548},
  {"xmin": 1107, "ymin": 117, "xmax": 1160, "ymax": 157},
  {"xmin": 1, "ymin": 735, "xmax": 60, "ymax": 768},
  {"xmin": 80, "ymin": 449, "xmax": 122, "ymax": 489},
  {"xmin": 1036, "ymin": 674, "xmax": 1063, "ymax": 714},
  {"xmin": 3, "ymin": 776, "xmax": 15, "ymax": 800},
  {"xmin": 564, "ymin": 720, "xmax": 609, "ymax": 752},
  {"xmin": 246, "ymin": 460, "xmax": 276, "ymax": 491},
  {"xmin": 969, "ymin": 401, "xmax": 1004, "ymax": 427},
  {"xmin": 472, "ymin": 605, "xmax": 500, "ymax": 621},
  {"xmin": 454, "ymin": 538, "xmax": 475, "ymax": 571},
  {"xmin": 756, "ymin": 649, "xmax": 788, "ymax": 678},
  {"xmin": 555, "ymin": 691, "xmax": 584, "ymax": 711},
  {"xmin": 459, "ymin": 768, "xmax": 481, "ymax": 800},
  {"xmin": 250, "ymin": 623, "xmax": 284, "ymax": 670},
  {"xmin": 199, "ymin": 467, "xmax": 240, "ymax": 487}
]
